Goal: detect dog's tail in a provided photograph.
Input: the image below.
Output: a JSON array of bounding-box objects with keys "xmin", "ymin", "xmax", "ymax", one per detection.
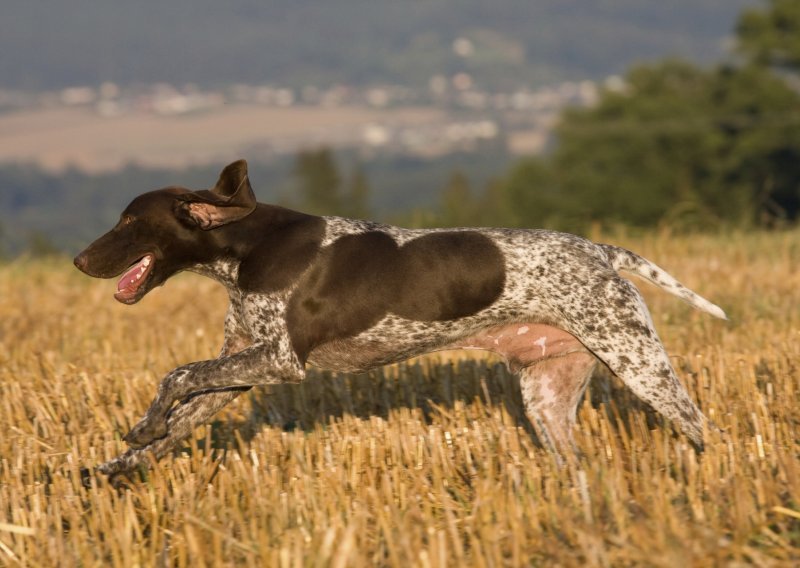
[{"xmin": 599, "ymin": 244, "xmax": 727, "ymax": 320}]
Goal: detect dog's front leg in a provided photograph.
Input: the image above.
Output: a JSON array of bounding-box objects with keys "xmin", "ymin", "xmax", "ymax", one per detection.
[
  {"xmin": 97, "ymin": 386, "xmax": 250, "ymax": 482},
  {"xmin": 124, "ymin": 343, "xmax": 304, "ymax": 448}
]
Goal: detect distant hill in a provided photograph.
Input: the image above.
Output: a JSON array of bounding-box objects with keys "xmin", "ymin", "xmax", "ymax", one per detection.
[{"xmin": 1, "ymin": 0, "xmax": 755, "ymax": 91}]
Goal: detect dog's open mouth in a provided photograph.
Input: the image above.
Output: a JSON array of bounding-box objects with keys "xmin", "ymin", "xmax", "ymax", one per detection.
[{"xmin": 114, "ymin": 255, "xmax": 154, "ymax": 303}]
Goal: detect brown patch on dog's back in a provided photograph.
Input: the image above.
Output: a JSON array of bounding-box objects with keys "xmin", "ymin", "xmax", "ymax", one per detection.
[
  {"xmin": 394, "ymin": 232, "xmax": 505, "ymax": 321},
  {"xmin": 287, "ymin": 230, "xmax": 505, "ymax": 362}
]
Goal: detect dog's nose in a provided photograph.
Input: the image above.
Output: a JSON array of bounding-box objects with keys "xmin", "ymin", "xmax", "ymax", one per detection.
[{"xmin": 74, "ymin": 252, "xmax": 88, "ymax": 271}]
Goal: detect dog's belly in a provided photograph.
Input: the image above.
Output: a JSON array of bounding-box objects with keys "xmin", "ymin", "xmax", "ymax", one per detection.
[
  {"xmin": 447, "ymin": 323, "xmax": 590, "ymax": 371},
  {"xmin": 305, "ymin": 321, "xmax": 590, "ymax": 373}
]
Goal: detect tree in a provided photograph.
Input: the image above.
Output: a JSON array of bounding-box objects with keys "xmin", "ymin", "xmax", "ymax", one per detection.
[
  {"xmin": 553, "ymin": 61, "xmax": 729, "ymax": 228},
  {"xmin": 483, "ymin": 1, "xmax": 800, "ymax": 232},
  {"xmin": 737, "ymin": 0, "xmax": 800, "ymax": 71},
  {"xmin": 496, "ymin": 157, "xmax": 561, "ymax": 229},
  {"xmin": 293, "ymin": 148, "xmax": 342, "ymax": 215},
  {"xmin": 439, "ymin": 171, "xmax": 476, "ymax": 227},
  {"xmin": 555, "ymin": 60, "xmax": 800, "ymax": 228},
  {"xmin": 344, "ymin": 165, "xmax": 372, "ymax": 219}
]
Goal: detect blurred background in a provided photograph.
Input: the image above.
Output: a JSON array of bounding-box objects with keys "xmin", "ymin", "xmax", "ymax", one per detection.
[{"xmin": 0, "ymin": 0, "xmax": 798, "ymax": 256}]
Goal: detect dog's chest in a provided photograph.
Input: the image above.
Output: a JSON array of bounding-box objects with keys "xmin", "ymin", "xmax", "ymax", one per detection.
[
  {"xmin": 303, "ymin": 315, "xmax": 450, "ymax": 372},
  {"xmin": 235, "ymin": 292, "xmax": 292, "ymax": 347}
]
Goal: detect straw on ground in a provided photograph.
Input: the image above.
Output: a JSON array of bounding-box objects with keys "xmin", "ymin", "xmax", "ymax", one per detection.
[{"xmin": 0, "ymin": 229, "xmax": 798, "ymax": 566}]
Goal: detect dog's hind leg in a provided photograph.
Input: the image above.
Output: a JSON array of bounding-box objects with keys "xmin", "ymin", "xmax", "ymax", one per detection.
[
  {"xmin": 98, "ymin": 386, "xmax": 250, "ymax": 482},
  {"xmin": 559, "ymin": 275, "xmax": 706, "ymax": 448},
  {"xmin": 518, "ymin": 352, "xmax": 596, "ymax": 455},
  {"xmin": 454, "ymin": 322, "xmax": 596, "ymax": 456}
]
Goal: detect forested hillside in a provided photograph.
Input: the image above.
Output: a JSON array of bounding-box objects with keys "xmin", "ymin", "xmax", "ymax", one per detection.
[
  {"xmin": 1, "ymin": 0, "xmax": 752, "ymax": 90},
  {"xmin": 411, "ymin": 0, "xmax": 800, "ymax": 232},
  {"xmin": 5, "ymin": 0, "xmax": 797, "ymax": 257},
  {"xmin": 0, "ymin": 148, "xmax": 509, "ymax": 256}
]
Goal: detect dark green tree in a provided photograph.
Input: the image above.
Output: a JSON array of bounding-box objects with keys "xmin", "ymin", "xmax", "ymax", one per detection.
[
  {"xmin": 439, "ymin": 171, "xmax": 476, "ymax": 227},
  {"xmin": 344, "ymin": 165, "xmax": 372, "ymax": 219},
  {"xmin": 553, "ymin": 61, "xmax": 728, "ymax": 228},
  {"xmin": 473, "ymin": 178, "xmax": 518, "ymax": 229},
  {"xmin": 485, "ymin": 1, "xmax": 800, "ymax": 231},
  {"xmin": 293, "ymin": 148, "xmax": 342, "ymax": 215},
  {"xmin": 553, "ymin": 60, "xmax": 800, "ymax": 228},
  {"xmin": 495, "ymin": 157, "xmax": 560, "ymax": 229},
  {"xmin": 737, "ymin": 0, "xmax": 800, "ymax": 70}
]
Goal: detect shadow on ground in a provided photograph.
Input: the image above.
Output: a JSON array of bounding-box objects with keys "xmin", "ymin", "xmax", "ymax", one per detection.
[{"xmin": 199, "ymin": 358, "xmax": 663, "ymax": 454}]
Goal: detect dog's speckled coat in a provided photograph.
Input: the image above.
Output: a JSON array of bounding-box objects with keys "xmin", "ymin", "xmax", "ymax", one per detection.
[{"xmin": 73, "ymin": 160, "xmax": 726, "ymax": 482}]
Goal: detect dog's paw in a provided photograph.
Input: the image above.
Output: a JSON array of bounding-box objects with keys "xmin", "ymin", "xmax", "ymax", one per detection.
[
  {"xmin": 124, "ymin": 419, "xmax": 168, "ymax": 449},
  {"xmin": 95, "ymin": 455, "xmax": 130, "ymax": 488},
  {"xmin": 96, "ymin": 456, "xmax": 124, "ymax": 477}
]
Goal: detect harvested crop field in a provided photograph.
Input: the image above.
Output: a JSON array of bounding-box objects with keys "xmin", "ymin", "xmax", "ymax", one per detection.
[{"xmin": 0, "ymin": 229, "xmax": 798, "ymax": 566}]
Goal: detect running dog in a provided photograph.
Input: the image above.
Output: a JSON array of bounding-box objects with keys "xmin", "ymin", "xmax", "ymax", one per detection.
[{"xmin": 73, "ymin": 160, "xmax": 726, "ymax": 480}]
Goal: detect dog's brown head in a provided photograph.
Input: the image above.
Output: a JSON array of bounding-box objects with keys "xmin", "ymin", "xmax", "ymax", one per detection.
[{"xmin": 74, "ymin": 160, "xmax": 257, "ymax": 304}]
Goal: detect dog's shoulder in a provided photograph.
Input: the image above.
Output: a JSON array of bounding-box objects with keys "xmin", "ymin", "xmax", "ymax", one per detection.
[{"xmin": 236, "ymin": 206, "xmax": 326, "ymax": 294}]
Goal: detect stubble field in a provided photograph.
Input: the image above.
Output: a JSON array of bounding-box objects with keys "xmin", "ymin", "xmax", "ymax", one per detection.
[{"xmin": 0, "ymin": 229, "xmax": 798, "ymax": 566}]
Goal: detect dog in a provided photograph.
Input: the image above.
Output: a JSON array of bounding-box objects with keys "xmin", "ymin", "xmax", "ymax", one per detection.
[{"xmin": 74, "ymin": 159, "xmax": 726, "ymax": 481}]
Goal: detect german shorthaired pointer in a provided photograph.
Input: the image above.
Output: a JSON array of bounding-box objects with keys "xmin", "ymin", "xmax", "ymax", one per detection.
[{"xmin": 74, "ymin": 160, "xmax": 726, "ymax": 480}]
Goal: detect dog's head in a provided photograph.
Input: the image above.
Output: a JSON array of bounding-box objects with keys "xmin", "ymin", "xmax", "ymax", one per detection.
[{"xmin": 74, "ymin": 159, "xmax": 257, "ymax": 304}]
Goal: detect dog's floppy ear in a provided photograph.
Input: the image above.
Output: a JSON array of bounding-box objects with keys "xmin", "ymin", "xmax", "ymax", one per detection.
[{"xmin": 176, "ymin": 160, "xmax": 257, "ymax": 229}]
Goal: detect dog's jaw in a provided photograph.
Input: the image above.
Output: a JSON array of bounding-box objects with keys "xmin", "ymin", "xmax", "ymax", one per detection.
[{"xmin": 114, "ymin": 254, "xmax": 155, "ymax": 304}]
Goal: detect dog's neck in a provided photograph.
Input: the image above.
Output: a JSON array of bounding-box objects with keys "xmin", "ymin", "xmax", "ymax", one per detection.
[
  {"xmin": 185, "ymin": 205, "xmax": 322, "ymax": 290},
  {"xmin": 189, "ymin": 258, "xmax": 241, "ymax": 289}
]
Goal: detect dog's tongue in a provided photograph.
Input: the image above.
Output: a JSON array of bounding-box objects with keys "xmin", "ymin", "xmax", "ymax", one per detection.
[{"xmin": 115, "ymin": 256, "xmax": 152, "ymax": 300}]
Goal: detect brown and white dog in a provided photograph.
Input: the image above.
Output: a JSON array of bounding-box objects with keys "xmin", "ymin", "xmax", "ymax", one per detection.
[{"xmin": 74, "ymin": 160, "xmax": 726, "ymax": 481}]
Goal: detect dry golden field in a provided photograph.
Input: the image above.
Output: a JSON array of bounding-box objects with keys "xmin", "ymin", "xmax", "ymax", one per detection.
[{"xmin": 0, "ymin": 229, "xmax": 798, "ymax": 566}]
